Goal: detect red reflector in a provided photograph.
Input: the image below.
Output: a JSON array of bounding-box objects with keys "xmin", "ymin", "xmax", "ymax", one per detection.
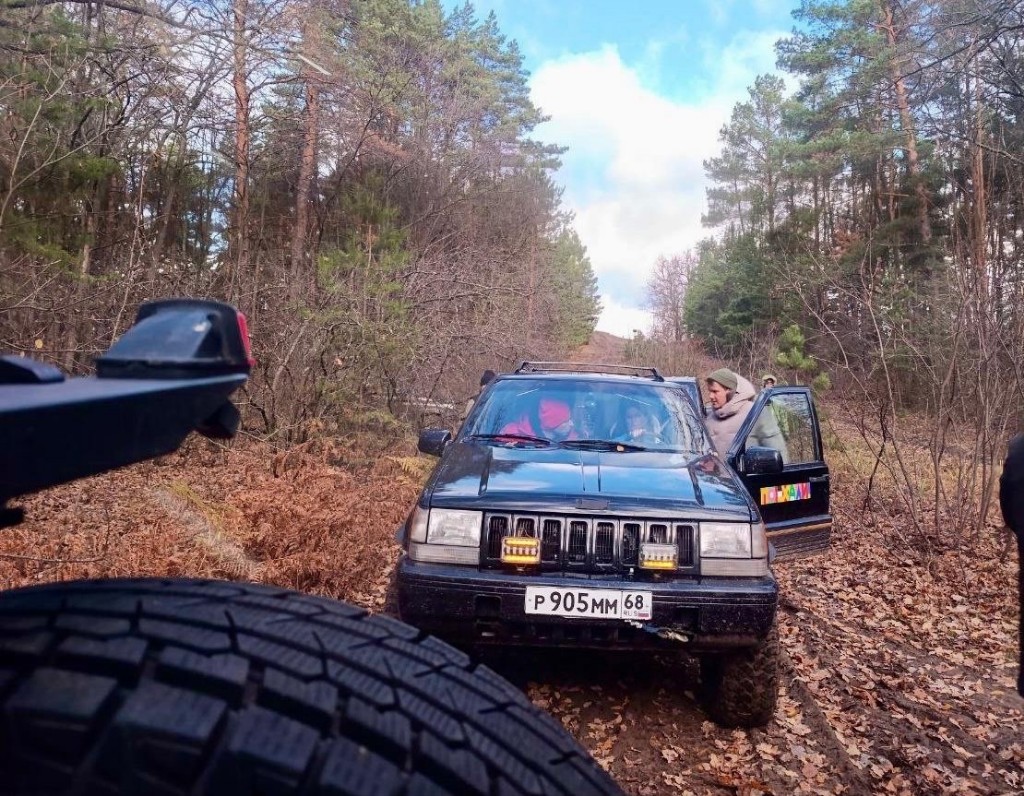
[{"xmin": 236, "ymin": 311, "xmax": 256, "ymax": 367}]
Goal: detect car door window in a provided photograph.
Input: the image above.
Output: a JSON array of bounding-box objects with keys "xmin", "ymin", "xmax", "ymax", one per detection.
[{"xmin": 738, "ymin": 392, "xmax": 820, "ymax": 466}]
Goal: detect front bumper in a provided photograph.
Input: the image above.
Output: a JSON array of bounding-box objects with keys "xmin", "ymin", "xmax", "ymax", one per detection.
[{"xmin": 396, "ymin": 557, "xmax": 777, "ymax": 651}]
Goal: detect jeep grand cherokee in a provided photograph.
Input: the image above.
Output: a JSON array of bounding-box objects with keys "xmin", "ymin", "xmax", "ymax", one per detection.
[{"xmin": 394, "ymin": 363, "xmax": 831, "ymax": 727}]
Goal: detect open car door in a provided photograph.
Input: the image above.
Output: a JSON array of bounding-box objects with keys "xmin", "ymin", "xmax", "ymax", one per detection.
[{"xmin": 726, "ymin": 387, "xmax": 831, "ymax": 558}]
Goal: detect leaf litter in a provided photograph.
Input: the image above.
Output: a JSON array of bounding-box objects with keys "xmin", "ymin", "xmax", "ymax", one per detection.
[{"xmin": 0, "ymin": 428, "xmax": 1020, "ymax": 795}]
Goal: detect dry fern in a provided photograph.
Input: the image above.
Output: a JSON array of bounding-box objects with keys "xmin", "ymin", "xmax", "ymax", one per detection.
[{"xmin": 387, "ymin": 455, "xmax": 434, "ymax": 481}]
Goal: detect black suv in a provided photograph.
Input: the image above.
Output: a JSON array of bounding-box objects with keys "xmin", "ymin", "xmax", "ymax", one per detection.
[{"xmin": 394, "ymin": 363, "xmax": 831, "ymax": 727}]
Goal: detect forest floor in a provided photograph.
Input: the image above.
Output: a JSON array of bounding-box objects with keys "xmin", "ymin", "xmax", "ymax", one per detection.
[{"xmin": 2, "ymin": 404, "xmax": 1021, "ymax": 795}]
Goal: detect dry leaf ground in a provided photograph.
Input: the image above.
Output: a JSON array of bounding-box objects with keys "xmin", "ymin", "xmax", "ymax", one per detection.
[
  {"xmin": 0, "ymin": 434, "xmax": 424, "ymax": 606},
  {"xmin": 1, "ymin": 409, "xmax": 1020, "ymax": 795}
]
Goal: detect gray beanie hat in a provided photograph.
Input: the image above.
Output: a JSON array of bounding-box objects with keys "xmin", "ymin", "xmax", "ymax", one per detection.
[{"xmin": 707, "ymin": 368, "xmax": 738, "ymax": 391}]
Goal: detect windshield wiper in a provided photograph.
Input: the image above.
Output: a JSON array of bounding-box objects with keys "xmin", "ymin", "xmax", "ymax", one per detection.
[
  {"xmin": 468, "ymin": 433, "xmax": 552, "ymax": 446},
  {"xmin": 560, "ymin": 439, "xmax": 647, "ymax": 452}
]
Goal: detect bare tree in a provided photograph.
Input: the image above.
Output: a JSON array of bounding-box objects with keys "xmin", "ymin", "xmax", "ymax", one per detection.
[{"xmin": 646, "ymin": 253, "xmax": 697, "ymax": 343}]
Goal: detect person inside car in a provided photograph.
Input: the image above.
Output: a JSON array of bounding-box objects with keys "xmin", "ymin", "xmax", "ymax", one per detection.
[
  {"xmin": 499, "ymin": 396, "xmax": 577, "ymax": 441},
  {"xmin": 705, "ymin": 368, "xmax": 788, "ymax": 461},
  {"xmin": 616, "ymin": 405, "xmax": 661, "ymax": 446},
  {"xmin": 762, "ymin": 374, "xmax": 777, "ymax": 390}
]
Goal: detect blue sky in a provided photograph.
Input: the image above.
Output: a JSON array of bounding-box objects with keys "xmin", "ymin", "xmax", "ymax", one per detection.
[{"xmin": 441, "ymin": 0, "xmax": 802, "ymax": 336}]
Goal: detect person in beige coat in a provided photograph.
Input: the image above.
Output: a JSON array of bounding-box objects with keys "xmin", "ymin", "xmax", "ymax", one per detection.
[{"xmin": 704, "ymin": 368, "xmax": 788, "ymax": 461}]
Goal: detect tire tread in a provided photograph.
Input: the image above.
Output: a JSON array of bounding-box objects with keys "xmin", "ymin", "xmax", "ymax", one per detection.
[{"xmin": 0, "ymin": 578, "xmax": 623, "ymax": 795}]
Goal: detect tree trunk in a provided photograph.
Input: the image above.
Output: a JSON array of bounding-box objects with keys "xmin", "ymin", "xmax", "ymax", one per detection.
[
  {"xmin": 881, "ymin": 0, "xmax": 931, "ymax": 246},
  {"xmin": 63, "ymin": 208, "xmax": 96, "ymax": 372},
  {"xmin": 150, "ymin": 152, "xmax": 182, "ymax": 281},
  {"xmin": 230, "ymin": 0, "xmax": 251, "ymax": 302},
  {"xmin": 290, "ymin": 78, "xmax": 319, "ymax": 304}
]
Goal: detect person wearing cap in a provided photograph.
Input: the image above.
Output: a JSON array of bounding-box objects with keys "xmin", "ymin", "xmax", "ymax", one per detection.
[
  {"xmin": 704, "ymin": 368, "xmax": 787, "ymax": 460},
  {"xmin": 999, "ymin": 433, "xmax": 1024, "ymax": 697},
  {"xmin": 499, "ymin": 396, "xmax": 577, "ymax": 441},
  {"xmin": 762, "ymin": 374, "xmax": 777, "ymax": 390},
  {"xmin": 537, "ymin": 398, "xmax": 577, "ymax": 440}
]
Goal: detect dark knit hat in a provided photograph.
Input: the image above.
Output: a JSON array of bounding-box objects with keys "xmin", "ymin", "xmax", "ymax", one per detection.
[
  {"xmin": 707, "ymin": 368, "xmax": 738, "ymax": 391},
  {"xmin": 480, "ymin": 369, "xmax": 496, "ymax": 387}
]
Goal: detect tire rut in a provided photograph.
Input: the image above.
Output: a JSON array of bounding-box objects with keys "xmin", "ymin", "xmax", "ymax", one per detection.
[
  {"xmin": 780, "ymin": 593, "xmax": 1022, "ymax": 794},
  {"xmin": 780, "ymin": 647, "xmax": 874, "ymax": 793}
]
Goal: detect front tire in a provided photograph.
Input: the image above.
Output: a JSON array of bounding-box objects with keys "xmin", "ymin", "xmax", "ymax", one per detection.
[
  {"xmin": 0, "ymin": 578, "xmax": 623, "ymax": 795},
  {"xmin": 700, "ymin": 626, "xmax": 780, "ymax": 728}
]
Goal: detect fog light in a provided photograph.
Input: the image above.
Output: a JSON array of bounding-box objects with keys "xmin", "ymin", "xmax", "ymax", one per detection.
[
  {"xmin": 502, "ymin": 536, "xmax": 540, "ymax": 565},
  {"xmin": 640, "ymin": 542, "xmax": 677, "ymax": 570}
]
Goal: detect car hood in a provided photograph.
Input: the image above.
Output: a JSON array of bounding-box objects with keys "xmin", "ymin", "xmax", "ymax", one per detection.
[{"xmin": 426, "ymin": 442, "xmax": 753, "ymax": 517}]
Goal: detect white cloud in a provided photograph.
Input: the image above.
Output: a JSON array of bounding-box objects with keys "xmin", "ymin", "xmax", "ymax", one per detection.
[
  {"xmin": 529, "ymin": 31, "xmax": 784, "ymax": 335},
  {"xmin": 597, "ymin": 296, "xmax": 654, "ymax": 338},
  {"xmin": 703, "ymin": 29, "xmax": 787, "ymax": 98}
]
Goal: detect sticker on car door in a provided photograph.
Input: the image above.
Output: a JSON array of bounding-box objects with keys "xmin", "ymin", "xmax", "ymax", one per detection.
[{"xmin": 760, "ymin": 482, "xmax": 811, "ymax": 504}]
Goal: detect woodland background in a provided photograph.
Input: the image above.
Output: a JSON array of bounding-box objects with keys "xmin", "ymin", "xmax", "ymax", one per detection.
[
  {"xmin": 639, "ymin": 0, "xmax": 1024, "ymax": 552},
  {"xmin": 0, "ymin": 0, "xmax": 602, "ymax": 438},
  {"xmin": 3, "ymin": 0, "xmax": 1024, "ymax": 551},
  {"xmin": 3, "ymin": 4, "xmax": 1023, "ymax": 791}
]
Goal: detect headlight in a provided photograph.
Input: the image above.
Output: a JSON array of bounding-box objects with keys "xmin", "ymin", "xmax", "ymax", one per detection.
[
  {"xmin": 426, "ymin": 509, "xmax": 482, "ymax": 547},
  {"xmin": 407, "ymin": 508, "xmax": 483, "ymax": 565},
  {"xmin": 699, "ymin": 522, "xmax": 752, "ymax": 558}
]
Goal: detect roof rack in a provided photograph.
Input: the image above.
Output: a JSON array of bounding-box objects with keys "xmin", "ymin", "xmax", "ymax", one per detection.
[{"xmin": 514, "ymin": 361, "xmax": 664, "ymax": 381}]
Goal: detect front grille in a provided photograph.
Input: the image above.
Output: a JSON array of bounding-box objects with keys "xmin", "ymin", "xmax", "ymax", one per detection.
[
  {"xmin": 568, "ymin": 521, "xmax": 587, "ymax": 564},
  {"xmin": 541, "ymin": 519, "xmax": 561, "ymax": 560},
  {"xmin": 622, "ymin": 523, "xmax": 640, "ymax": 566},
  {"xmin": 486, "ymin": 516, "xmax": 509, "ymax": 558},
  {"xmin": 595, "ymin": 522, "xmax": 614, "ymax": 563},
  {"xmin": 482, "ymin": 513, "xmax": 697, "ymax": 573}
]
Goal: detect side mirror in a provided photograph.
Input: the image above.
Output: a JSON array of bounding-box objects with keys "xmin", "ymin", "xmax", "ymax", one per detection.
[
  {"xmin": 95, "ymin": 299, "xmax": 254, "ymax": 379},
  {"xmin": 418, "ymin": 428, "xmax": 452, "ymax": 457},
  {"xmin": 744, "ymin": 446, "xmax": 783, "ymax": 475}
]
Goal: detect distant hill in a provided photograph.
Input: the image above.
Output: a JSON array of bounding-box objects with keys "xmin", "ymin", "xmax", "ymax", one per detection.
[
  {"xmin": 572, "ymin": 330, "xmax": 628, "ymax": 364},
  {"xmin": 572, "ymin": 330, "xmax": 722, "ymax": 380}
]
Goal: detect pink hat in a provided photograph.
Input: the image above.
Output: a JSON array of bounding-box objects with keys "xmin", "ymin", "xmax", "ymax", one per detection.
[{"xmin": 539, "ymin": 398, "xmax": 570, "ymax": 430}]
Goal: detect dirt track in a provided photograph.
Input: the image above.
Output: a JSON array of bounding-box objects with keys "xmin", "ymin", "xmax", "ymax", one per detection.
[
  {"xmin": 467, "ymin": 447, "xmax": 1024, "ymax": 796},
  {"xmin": 2, "ymin": 434, "xmax": 1021, "ymax": 796},
  {"xmin": 482, "ymin": 532, "xmax": 1022, "ymax": 796}
]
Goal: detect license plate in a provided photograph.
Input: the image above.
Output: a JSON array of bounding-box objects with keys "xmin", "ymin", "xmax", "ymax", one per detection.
[{"xmin": 525, "ymin": 587, "xmax": 652, "ymax": 620}]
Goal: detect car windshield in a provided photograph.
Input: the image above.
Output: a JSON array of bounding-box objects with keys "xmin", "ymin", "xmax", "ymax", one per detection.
[{"xmin": 463, "ymin": 377, "xmax": 711, "ymax": 454}]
